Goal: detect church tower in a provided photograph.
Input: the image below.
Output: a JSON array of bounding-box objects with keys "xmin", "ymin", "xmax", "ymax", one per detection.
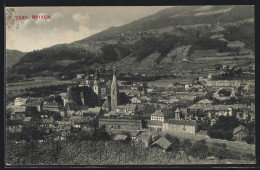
[
  {"xmin": 93, "ymin": 70, "xmax": 101, "ymax": 97},
  {"xmin": 111, "ymin": 68, "xmax": 118, "ymax": 111},
  {"xmin": 85, "ymin": 72, "xmax": 92, "ymax": 87}
]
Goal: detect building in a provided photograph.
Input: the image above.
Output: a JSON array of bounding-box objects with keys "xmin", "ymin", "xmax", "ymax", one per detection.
[
  {"xmin": 205, "ymin": 80, "xmax": 240, "ymax": 88},
  {"xmin": 147, "ymin": 120, "xmax": 163, "ymax": 131},
  {"xmin": 163, "ymin": 119, "xmax": 198, "ymax": 135},
  {"xmin": 41, "ymin": 117, "xmax": 54, "ymax": 128},
  {"xmin": 26, "ymin": 99, "xmax": 43, "ymax": 112},
  {"xmin": 63, "ymin": 87, "xmax": 73, "ymax": 106},
  {"xmin": 135, "ymin": 133, "xmax": 152, "ymax": 148},
  {"xmin": 99, "ymin": 118, "xmax": 142, "ymax": 131},
  {"xmin": 81, "ymin": 106, "xmax": 101, "ymax": 118},
  {"xmin": 150, "ymin": 137, "xmax": 172, "ymax": 152},
  {"xmin": 203, "ymin": 105, "xmax": 233, "ymax": 118},
  {"xmin": 93, "ymin": 70, "xmax": 101, "ymax": 98},
  {"xmin": 111, "ymin": 69, "xmax": 119, "ymax": 111},
  {"xmin": 131, "ymin": 97, "xmax": 142, "ymax": 104},
  {"xmin": 42, "ymin": 102, "xmax": 59, "ymax": 112},
  {"xmin": 14, "ymin": 97, "xmax": 28, "ymax": 106},
  {"xmin": 174, "ymin": 108, "xmax": 181, "ymax": 120},
  {"xmin": 233, "ymin": 125, "xmax": 249, "ymax": 141},
  {"xmin": 151, "ymin": 110, "xmax": 165, "ymax": 122}
]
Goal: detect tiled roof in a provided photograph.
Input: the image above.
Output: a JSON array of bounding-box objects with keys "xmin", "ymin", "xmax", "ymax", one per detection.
[
  {"xmin": 197, "ymin": 99, "xmax": 213, "ymax": 104},
  {"xmin": 167, "ymin": 119, "xmax": 197, "ymax": 126},
  {"xmin": 114, "ymin": 134, "xmax": 127, "ymax": 141},
  {"xmin": 203, "ymin": 105, "xmax": 230, "ymax": 111},
  {"xmin": 14, "ymin": 106, "xmax": 26, "ymax": 112},
  {"xmin": 126, "ymin": 104, "xmax": 137, "ymax": 111},
  {"xmin": 147, "ymin": 120, "xmax": 163, "ymax": 126},
  {"xmin": 42, "ymin": 118, "xmax": 53, "ymax": 124},
  {"xmin": 99, "ymin": 118, "xmax": 141, "ymax": 123},
  {"xmin": 233, "ymin": 125, "xmax": 248, "ymax": 135},
  {"xmin": 151, "ymin": 137, "xmax": 171, "ymax": 150},
  {"xmin": 151, "ymin": 110, "xmax": 164, "ymax": 117},
  {"xmin": 43, "ymin": 102, "xmax": 59, "ymax": 107}
]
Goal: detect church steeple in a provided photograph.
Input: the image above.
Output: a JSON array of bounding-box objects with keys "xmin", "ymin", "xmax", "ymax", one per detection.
[
  {"xmin": 111, "ymin": 66, "xmax": 118, "ymax": 111},
  {"xmin": 85, "ymin": 72, "xmax": 91, "ymax": 87},
  {"xmin": 93, "ymin": 70, "xmax": 101, "ymax": 97}
]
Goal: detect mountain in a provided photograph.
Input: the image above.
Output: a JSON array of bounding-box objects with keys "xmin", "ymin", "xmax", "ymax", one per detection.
[
  {"xmin": 75, "ymin": 5, "xmax": 254, "ymax": 43},
  {"xmin": 6, "ymin": 49, "xmax": 26, "ymax": 69},
  {"xmin": 10, "ymin": 5, "xmax": 254, "ymax": 78}
]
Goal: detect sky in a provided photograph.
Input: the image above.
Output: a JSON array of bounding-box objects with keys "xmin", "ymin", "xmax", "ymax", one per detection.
[{"xmin": 6, "ymin": 6, "xmax": 170, "ymax": 52}]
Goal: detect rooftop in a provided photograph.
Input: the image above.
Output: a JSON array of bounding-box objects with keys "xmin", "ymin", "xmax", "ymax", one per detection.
[
  {"xmin": 147, "ymin": 120, "xmax": 163, "ymax": 126},
  {"xmin": 151, "ymin": 137, "xmax": 172, "ymax": 150},
  {"xmin": 114, "ymin": 134, "xmax": 128, "ymax": 141},
  {"xmin": 167, "ymin": 119, "xmax": 197, "ymax": 126},
  {"xmin": 151, "ymin": 110, "xmax": 164, "ymax": 117}
]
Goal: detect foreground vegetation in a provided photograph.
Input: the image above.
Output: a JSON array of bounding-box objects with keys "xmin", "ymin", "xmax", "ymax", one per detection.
[{"xmin": 6, "ymin": 125, "xmax": 255, "ymax": 166}]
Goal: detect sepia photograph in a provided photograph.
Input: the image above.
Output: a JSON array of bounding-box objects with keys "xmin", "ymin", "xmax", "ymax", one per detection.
[{"xmin": 5, "ymin": 5, "xmax": 255, "ymax": 166}]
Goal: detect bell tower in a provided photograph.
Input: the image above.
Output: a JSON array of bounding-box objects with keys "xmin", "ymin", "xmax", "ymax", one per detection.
[
  {"xmin": 111, "ymin": 67, "xmax": 118, "ymax": 111},
  {"xmin": 93, "ymin": 69, "xmax": 101, "ymax": 97},
  {"xmin": 85, "ymin": 72, "xmax": 91, "ymax": 87}
]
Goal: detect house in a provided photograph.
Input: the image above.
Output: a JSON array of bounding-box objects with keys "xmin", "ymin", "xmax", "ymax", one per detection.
[
  {"xmin": 69, "ymin": 116, "xmax": 91, "ymax": 129},
  {"xmin": 99, "ymin": 118, "xmax": 142, "ymax": 131},
  {"xmin": 196, "ymin": 130, "xmax": 209, "ymax": 138},
  {"xmin": 197, "ymin": 99, "xmax": 213, "ymax": 105},
  {"xmin": 41, "ymin": 117, "xmax": 54, "ymax": 128},
  {"xmin": 129, "ymin": 131, "xmax": 142, "ymax": 140},
  {"xmin": 151, "ymin": 110, "xmax": 164, "ymax": 122},
  {"xmin": 185, "ymin": 84, "xmax": 190, "ymax": 90},
  {"xmin": 140, "ymin": 96, "xmax": 151, "ymax": 102},
  {"xmin": 233, "ymin": 125, "xmax": 249, "ymax": 141},
  {"xmin": 203, "ymin": 105, "xmax": 233, "ymax": 118},
  {"xmin": 150, "ymin": 137, "xmax": 172, "ymax": 152},
  {"xmin": 42, "ymin": 101, "xmax": 59, "ymax": 112},
  {"xmin": 205, "ymin": 80, "xmax": 241, "ymax": 88},
  {"xmin": 23, "ymin": 117, "xmax": 31, "ymax": 124},
  {"xmin": 135, "ymin": 133, "xmax": 152, "ymax": 148},
  {"xmin": 125, "ymin": 104, "xmax": 137, "ymax": 114},
  {"xmin": 210, "ymin": 119, "xmax": 216, "ymax": 126},
  {"xmin": 81, "ymin": 106, "xmax": 101, "ymax": 118},
  {"xmin": 113, "ymin": 134, "xmax": 128, "ymax": 141},
  {"xmin": 76, "ymin": 74, "xmax": 85, "ymax": 79},
  {"xmin": 14, "ymin": 97, "xmax": 28, "ymax": 106},
  {"xmin": 131, "ymin": 97, "xmax": 141, "ymax": 104},
  {"xmin": 13, "ymin": 106, "xmax": 26, "ymax": 114},
  {"xmin": 147, "ymin": 88, "xmax": 154, "ymax": 93},
  {"xmin": 26, "ymin": 100, "xmax": 43, "ymax": 112},
  {"xmin": 54, "ymin": 121, "xmax": 71, "ymax": 130},
  {"xmin": 163, "ymin": 119, "xmax": 198, "ymax": 135}
]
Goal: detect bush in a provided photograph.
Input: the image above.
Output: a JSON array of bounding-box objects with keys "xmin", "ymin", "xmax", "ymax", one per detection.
[
  {"xmin": 189, "ymin": 139, "xmax": 209, "ymax": 159},
  {"xmin": 207, "ymin": 116, "xmax": 241, "ymax": 140},
  {"xmin": 218, "ymin": 89, "xmax": 231, "ymax": 97},
  {"xmin": 243, "ymin": 135, "xmax": 255, "ymax": 144},
  {"xmin": 164, "ymin": 134, "xmax": 180, "ymax": 152}
]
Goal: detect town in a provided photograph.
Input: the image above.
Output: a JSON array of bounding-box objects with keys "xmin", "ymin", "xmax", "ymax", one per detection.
[
  {"xmin": 6, "ymin": 63, "xmax": 255, "ymax": 165},
  {"xmin": 5, "ymin": 5, "xmax": 255, "ymax": 166}
]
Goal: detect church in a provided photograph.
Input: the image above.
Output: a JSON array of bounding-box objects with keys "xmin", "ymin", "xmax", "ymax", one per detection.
[
  {"xmin": 63, "ymin": 68, "xmax": 120, "ymax": 113},
  {"xmin": 102, "ymin": 68, "xmax": 119, "ymax": 112}
]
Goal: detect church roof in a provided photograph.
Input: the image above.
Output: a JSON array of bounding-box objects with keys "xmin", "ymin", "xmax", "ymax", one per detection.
[{"xmin": 102, "ymin": 97, "xmax": 111, "ymax": 109}]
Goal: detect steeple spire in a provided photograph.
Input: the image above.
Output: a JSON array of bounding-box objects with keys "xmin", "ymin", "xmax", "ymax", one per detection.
[{"xmin": 94, "ymin": 69, "xmax": 99, "ymax": 80}]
